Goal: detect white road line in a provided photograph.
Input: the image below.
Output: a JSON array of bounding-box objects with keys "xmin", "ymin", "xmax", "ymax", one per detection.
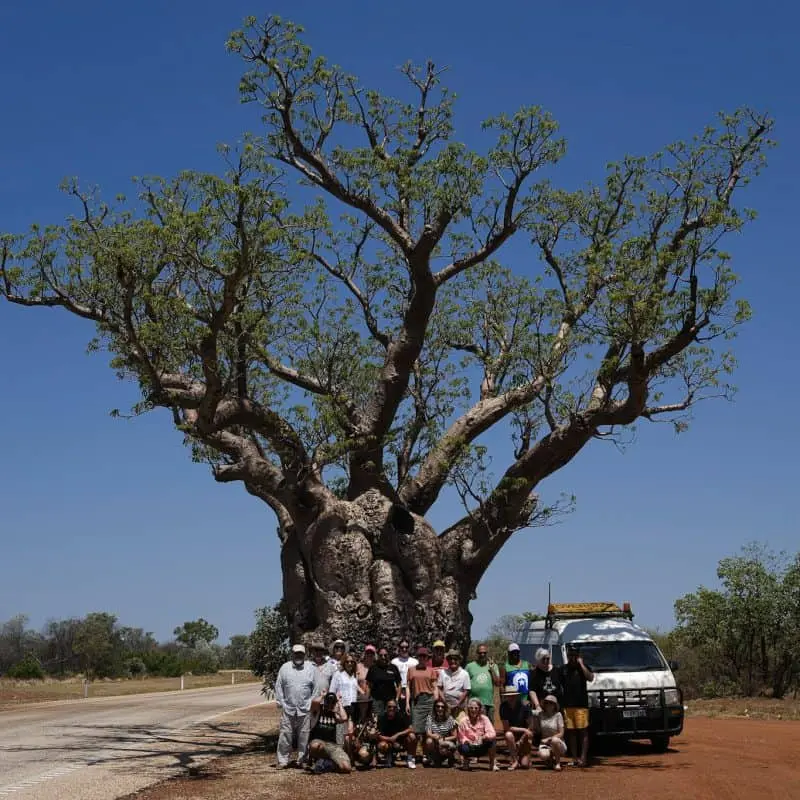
[{"xmin": 0, "ymin": 763, "xmax": 83, "ymax": 796}]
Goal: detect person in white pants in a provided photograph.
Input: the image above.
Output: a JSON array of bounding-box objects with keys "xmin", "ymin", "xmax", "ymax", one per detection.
[{"xmin": 274, "ymin": 644, "xmax": 320, "ymax": 768}]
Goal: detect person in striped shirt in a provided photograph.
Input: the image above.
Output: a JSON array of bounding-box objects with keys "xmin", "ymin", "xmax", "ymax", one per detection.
[{"xmin": 424, "ymin": 700, "xmax": 458, "ymax": 767}]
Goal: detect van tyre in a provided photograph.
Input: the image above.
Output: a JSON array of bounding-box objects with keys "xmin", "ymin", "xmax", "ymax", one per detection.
[{"xmin": 650, "ymin": 735, "xmax": 670, "ymax": 753}]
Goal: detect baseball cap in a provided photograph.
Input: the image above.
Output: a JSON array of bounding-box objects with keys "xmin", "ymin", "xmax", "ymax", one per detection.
[
  {"xmin": 416, "ymin": 647, "xmax": 431, "ymax": 656},
  {"xmin": 291, "ymin": 644, "xmax": 306, "ymax": 654},
  {"xmin": 432, "ymin": 640, "xmax": 446, "ymax": 648},
  {"xmin": 332, "ymin": 639, "xmax": 346, "ymax": 648},
  {"xmin": 508, "ymin": 642, "xmax": 520, "ymax": 652},
  {"xmin": 364, "ymin": 644, "xmax": 377, "ymax": 653}
]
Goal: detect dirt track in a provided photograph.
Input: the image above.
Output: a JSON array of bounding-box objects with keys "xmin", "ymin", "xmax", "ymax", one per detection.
[{"xmin": 127, "ymin": 716, "xmax": 800, "ymax": 800}]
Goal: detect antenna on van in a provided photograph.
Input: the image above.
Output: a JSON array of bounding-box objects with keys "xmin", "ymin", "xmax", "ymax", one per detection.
[{"xmin": 546, "ymin": 582, "xmax": 552, "ymax": 629}]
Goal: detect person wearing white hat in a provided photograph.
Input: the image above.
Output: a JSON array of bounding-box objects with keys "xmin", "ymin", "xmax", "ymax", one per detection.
[
  {"xmin": 499, "ymin": 643, "xmax": 533, "ymax": 703},
  {"xmin": 274, "ymin": 644, "xmax": 321, "ymax": 768}
]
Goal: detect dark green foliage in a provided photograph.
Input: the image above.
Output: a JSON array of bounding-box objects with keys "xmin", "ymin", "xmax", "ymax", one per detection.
[
  {"xmin": 173, "ymin": 619, "xmax": 220, "ymax": 648},
  {"xmin": 670, "ymin": 544, "xmax": 800, "ymax": 698},
  {"xmin": 7, "ymin": 656, "xmax": 45, "ymax": 680},
  {"xmin": 248, "ymin": 604, "xmax": 290, "ymax": 688}
]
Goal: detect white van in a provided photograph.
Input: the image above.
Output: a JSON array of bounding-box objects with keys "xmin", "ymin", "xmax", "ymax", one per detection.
[{"xmin": 518, "ymin": 602, "xmax": 684, "ymax": 752}]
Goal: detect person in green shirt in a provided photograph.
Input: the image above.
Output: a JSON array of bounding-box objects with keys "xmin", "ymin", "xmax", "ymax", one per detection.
[{"xmin": 465, "ymin": 643, "xmax": 501, "ymax": 723}]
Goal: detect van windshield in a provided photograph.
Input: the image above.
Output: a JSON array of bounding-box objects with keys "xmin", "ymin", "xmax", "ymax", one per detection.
[{"xmin": 571, "ymin": 641, "xmax": 667, "ymax": 672}]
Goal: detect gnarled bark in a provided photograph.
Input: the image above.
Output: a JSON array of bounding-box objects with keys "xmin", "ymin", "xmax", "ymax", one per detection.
[{"xmin": 281, "ymin": 489, "xmax": 475, "ymax": 652}]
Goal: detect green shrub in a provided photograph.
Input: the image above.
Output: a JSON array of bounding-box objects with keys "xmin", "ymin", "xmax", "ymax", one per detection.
[{"xmin": 7, "ymin": 657, "xmax": 45, "ymax": 680}]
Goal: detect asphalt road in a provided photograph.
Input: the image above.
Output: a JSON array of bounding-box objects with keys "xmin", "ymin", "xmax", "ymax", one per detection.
[{"xmin": 0, "ymin": 684, "xmax": 268, "ymax": 800}]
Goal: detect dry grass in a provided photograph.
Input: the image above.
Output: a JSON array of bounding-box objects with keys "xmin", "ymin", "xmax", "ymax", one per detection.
[
  {"xmin": 686, "ymin": 696, "xmax": 800, "ymax": 720},
  {"xmin": 0, "ymin": 671, "xmax": 261, "ymax": 706}
]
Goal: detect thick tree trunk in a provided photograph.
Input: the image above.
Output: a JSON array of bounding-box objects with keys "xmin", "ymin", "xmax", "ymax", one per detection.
[{"xmin": 280, "ymin": 490, "xmax": 475, "ymax": 654}]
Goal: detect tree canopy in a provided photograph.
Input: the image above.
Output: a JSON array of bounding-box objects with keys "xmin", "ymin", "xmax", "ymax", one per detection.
[
  {"xmin": 669, "ymin": 544, "xmax": 800, "ymax": 698},
  {"xmin": 0, "ymin": 15, "xmax": 775, "ymax": 644}
]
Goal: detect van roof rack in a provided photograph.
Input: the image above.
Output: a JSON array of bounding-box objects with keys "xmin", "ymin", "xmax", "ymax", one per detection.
[{"xmin": 545, "ymin": 602, "xmax": 634, "ymax": 628}]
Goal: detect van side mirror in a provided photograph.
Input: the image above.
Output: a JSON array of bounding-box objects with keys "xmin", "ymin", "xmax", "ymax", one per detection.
[{"xmin": 668, "ymin": 660, "xmax": 680, "ymax": 672}]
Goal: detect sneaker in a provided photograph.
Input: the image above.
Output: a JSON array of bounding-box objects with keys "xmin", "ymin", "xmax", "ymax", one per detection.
[{"xmin": 407, "ymin": 756, "xmax": 417, "ymax": 769}]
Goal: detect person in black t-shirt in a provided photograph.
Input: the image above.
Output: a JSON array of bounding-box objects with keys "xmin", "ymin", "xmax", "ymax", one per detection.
[
  {"xmin": 376, "ymin": 699, "xmax": 417, "ymax": 768},
  {"xmin": 308, "ymin": 692, "xmax": 352, "ymax": 773},
  {"xmin": 499, "ymin": 687, "xmax": 533, "ymax": 770},
  {"xmin": 366, "ymin": 648, "xmax": 402, "ymax": 717},
  {"xmin": 558, "ymin": 644, "xmax": 594, "ymax": 767},
  {"xmin": 529, "ymin": 648, "xmax": 563, "ymax": 710}
]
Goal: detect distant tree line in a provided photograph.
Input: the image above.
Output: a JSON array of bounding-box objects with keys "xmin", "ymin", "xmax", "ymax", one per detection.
[{"xmin": 0, "ymin": 612, "xmax": 252, "ymax": 680}]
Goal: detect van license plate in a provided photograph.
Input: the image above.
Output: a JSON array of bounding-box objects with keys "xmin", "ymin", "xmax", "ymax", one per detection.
[{"xmin": 622, "ymin": 709, "xmax": 646, "ymax": 718}]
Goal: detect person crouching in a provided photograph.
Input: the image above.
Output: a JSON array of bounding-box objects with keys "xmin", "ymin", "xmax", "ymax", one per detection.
[
  {"xmin": 376, "ymin": 699, "xmax": 418, "ymax": 768},
  {"xmin": 456, "ymin": 698, "xmax": 499, "ymax": 771},
  {"xmin": 307, "ymin": 692, "xmax": 352, "ymax": 774},
  {"xmin": 533, "ymin": 694, "xmax": 567, "ymax": 771}
]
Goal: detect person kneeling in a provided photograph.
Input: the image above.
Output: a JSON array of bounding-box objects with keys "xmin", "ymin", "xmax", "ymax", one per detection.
[
  {"xmin": 308, "ymin": 692, "xmax": 352, "ymax": 774},
  {"xmin": 532, "ymin": 695, "xmax": 567, "ymax": 772},
  {"xmin": 456, "ymin": 699, "xmax": 498, "ymax": 771},
  {"xmin": 376, "ymin": 700, "xmax": 417, "ymax": 768}
]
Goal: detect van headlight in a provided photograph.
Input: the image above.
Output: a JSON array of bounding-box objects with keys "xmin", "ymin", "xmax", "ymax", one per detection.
[{"xmin": 663, "ymin": 689, "xmax": 681, "ymax": 705}]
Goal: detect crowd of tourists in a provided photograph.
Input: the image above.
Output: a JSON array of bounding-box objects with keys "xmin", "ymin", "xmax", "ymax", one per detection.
[{"xmin": 273, "ymin": 636, "xmax": 594, "ymax": 774}]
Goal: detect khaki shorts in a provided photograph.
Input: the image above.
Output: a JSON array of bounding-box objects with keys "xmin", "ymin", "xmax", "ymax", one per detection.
[{"xmin": 564, "ymin": 707, "xmax": 589, "ymax": 730}]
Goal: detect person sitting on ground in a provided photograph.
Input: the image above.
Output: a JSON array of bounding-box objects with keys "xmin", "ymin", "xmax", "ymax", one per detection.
[
  {"xmin": 531, "ymin": 694, "xmax": 567, "ymax": 771},
  {"xmin": 558, "ymin": 644, "xmax": 594, "ymax": 767},
  {"xmin": 424, "ymin": 699, "xmax": 458, "ymax": 767},
  {"xmin": 437, "ymin": 650, "xmax": 471, "ymax": 718},
  {"xmin": 499, "ymin": 686, "xmax": 533, "ymax": 770},
  {"xmin": 456, "ymin": 698, "xmax": 499, "ymax": 772},
  {"xmin": 376, "ymin": 699, "xmax": 418, "ymax": 768},
  {"xmin": 307, "ymin": 692, "xmax": 352, "ymax": 774},
  {"xmin": 351, "ymin": 707, "xmax": 379, "ymax": 769},
  {"xmin": 529, "ymin": 647, "xmax": 563, "ymax": 711}
]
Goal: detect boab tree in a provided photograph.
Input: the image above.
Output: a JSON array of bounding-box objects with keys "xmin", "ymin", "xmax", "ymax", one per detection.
[{"xmin": 0, "ymin": 17, "xmax": 773, "ymax": 651}]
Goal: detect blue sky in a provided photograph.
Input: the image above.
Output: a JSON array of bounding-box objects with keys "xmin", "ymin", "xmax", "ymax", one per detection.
[{"xmin": 1, "ymin": 1, "xmax": 797, "ymax": 646}]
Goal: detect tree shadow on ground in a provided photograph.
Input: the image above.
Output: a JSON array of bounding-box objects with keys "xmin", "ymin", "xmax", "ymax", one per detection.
[{"xmin": 3, "ymin": 719, "xmax": 278, "ymax": 779}]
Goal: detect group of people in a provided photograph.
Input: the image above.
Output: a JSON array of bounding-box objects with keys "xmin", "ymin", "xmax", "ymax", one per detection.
[{"xmin": 273, "ymin": 636, "xmax": 594, "ymax": 775}]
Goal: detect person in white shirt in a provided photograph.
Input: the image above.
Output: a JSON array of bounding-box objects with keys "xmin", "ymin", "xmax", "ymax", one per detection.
[
  {"xmin": 274, "ymin": 644, "xmax": 321, "ymax": 768},
  {"xmin": 391, "ymin": 639, "xmax": 418, "ymax": 707},
  {"xmin": 437, "ymin": 650, "xmax": 471, "ymax": 717}
]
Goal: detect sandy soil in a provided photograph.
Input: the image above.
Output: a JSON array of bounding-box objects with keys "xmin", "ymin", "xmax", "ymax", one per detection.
[{"xmin": 121, "ymin": 715, "xmax": 800, "ymax": 800}]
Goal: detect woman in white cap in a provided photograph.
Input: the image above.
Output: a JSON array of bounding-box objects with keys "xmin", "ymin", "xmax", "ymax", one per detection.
[{"xmin": 532, "ymin": 694, "xmax": 567, "ymax": 771}]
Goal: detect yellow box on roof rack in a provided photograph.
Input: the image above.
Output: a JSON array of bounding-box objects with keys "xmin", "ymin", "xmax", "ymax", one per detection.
[{"xmin": 548, "ymin": 602, "xmax": 623, "ymax": 615}]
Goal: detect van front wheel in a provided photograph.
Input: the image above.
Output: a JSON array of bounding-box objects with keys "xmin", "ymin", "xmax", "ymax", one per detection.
[{"xmin": 650, "ymin": 735, "xmax": 670, "ymax": 753}]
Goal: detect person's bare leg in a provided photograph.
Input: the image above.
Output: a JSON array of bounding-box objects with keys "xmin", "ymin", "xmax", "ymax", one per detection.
[
  {"xmin": 579, "ymin": 729, "xmax": 589, "ymax": 766},
  {"xmin": 518, "ymin": 735, "xmax": 532, "ymax": 769},
  {"xmin": 505, "ymin": 731, "xmax": 518, "ymax": 768},
  {"xmin": 489, "ymin": 741, "xmax": 498, "ymax": 770}
]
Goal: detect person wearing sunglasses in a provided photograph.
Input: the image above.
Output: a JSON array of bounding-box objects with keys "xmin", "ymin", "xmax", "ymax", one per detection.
[
  {"xmin": 391, "ymin": 639, "xmax": 418, "ymax": 709},
  {"xmin": 424, "ymin": 701, "xmax": 458, "ymax": 767}
]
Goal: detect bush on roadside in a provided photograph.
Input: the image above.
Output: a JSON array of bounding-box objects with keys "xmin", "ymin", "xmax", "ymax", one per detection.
[{"xmin": 7, "ymin": 656, "xmax": 45, "ymax": 680}]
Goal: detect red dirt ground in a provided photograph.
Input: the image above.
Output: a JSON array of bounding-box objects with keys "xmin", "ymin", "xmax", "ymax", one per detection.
[{"xmin": 124, "ymin": 716, "xmax": 800, "ymax": 800}]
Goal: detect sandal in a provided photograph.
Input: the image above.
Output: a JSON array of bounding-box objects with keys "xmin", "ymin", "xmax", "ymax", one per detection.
[
  {"xmin": 507, "ymin": 760, "xmax": 519, "ymax": 771},
  {"xmin": 492, "ymin": 763, "xmax": 500, "ymax": 772}
]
